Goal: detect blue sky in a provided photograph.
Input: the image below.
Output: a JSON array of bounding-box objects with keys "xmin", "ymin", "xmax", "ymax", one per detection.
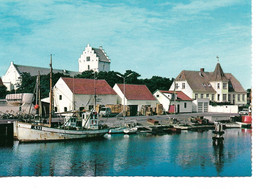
[{"xmin": 0, "ymin": 0, "xmax": 251, "ymax": 89}]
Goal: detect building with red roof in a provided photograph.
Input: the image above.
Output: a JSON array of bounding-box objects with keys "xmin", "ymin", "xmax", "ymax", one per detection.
[
  {"xmin": 113, "ymin": 83, "xmax": 158, "ymax": 114},
  {"xmin": 153, "ymin": 90, "xmax": 193, "ymax": 113},
  {"xmin": 53, "ymin": 77, "xmax": 118, "ymax": 113}
]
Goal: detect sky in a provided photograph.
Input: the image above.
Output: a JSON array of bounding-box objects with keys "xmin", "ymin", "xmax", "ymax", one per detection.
[{"xmin": 0, "ymin": 0, "xmax": 252, "ymax": 89}]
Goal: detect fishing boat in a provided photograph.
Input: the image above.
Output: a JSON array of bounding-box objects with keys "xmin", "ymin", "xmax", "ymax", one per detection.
[
  {"xmin": 123, "ymin": 127, "xmax": 138, "ymax": 134},
  {"xmin": 16, "ymin": 110, "xmax": 108, "ymax": 142},
  {"xmin": 108, "ymin": 127, "xmax": 126, "ymax": 134},
  {"xmin": 16, "ymin": 55, "xmax": 108, "ymax": 142}
]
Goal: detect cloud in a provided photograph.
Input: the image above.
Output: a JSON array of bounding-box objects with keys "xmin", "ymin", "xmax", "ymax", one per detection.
[
  {"xmin": 172, "ymin": 0, "xmax": 245, "ymax": 15},
  {"xmin": 0, "ymin": 0, "xmax": 251, "ymax": 89}
]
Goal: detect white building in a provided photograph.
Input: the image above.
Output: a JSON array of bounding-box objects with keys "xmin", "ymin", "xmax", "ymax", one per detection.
[
  {"xmin": 113, "ymin": 83, "xmax": 158, "ymax": 114},
  {"xmin": 2, "ymin": 61, "xmax": 79, "ymax": 91},
  {"xmin": 153, "ymin": 90, "xmax": 193, "ymax": 113},
  {"xmin": 78, "ymin": 44, "xmax": 111, "ymax": 73},
  {"xmin": 53, "ymin": 77, "xmax": 117, "ymax": 113},
  {"xmin": 169, "ymin": 62, "xmax": 247, "ymax": 106}
]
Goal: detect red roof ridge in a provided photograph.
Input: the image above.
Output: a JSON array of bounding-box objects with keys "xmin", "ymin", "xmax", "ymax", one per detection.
[{"xmin": 61, "ymin": 77, "xmax": 116, "ymax": 95}]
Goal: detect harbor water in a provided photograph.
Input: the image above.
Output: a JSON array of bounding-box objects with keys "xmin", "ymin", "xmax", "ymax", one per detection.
[{"xmin": 0, "ymin": 128, "xmax": 251, "ymax": 176}]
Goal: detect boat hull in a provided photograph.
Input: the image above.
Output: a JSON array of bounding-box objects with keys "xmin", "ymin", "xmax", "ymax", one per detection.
[{"xmin": 17, "ymin": 122, "xmax": 108, "ymax": 142}]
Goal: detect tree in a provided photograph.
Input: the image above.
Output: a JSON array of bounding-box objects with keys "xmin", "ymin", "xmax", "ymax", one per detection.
[
  {"xmin": 0, "ymin": 85, "xmax": 7, "ymax": 99},
  {"xmin": 16, "ymin": 72, "xmax": 71, "ymax": 98},
  {"xmin": 140, "ymin": 76, "xmax": 174, "ymax": 93}
]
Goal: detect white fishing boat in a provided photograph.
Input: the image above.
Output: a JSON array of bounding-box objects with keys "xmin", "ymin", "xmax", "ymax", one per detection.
[
  {"xmin": 16, "ymin": 55, "xmax": 108, "ymax": 142},
  {"xmin": 123, "ymin": 127, "xmax": 138, "ymax": 134},
  {"xmin": 108, "ymin": 127, "xmax": 126, "ymax": 134},
  {"xmin": 16, "ymin": 110, "xmax": 108, "ymax": 142}
]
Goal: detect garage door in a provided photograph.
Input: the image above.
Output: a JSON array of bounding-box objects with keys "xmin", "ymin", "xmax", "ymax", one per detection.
[
  {"xmin": 204, "ymin": 102, "xmax": 208, "ymax": 112},
  {"xmin": 198, "ymin": 102, "xmax": 203, "ymax": 113}
]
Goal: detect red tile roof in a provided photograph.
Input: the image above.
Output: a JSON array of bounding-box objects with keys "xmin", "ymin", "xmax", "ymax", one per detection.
[
  {"xmin": 62, "ymin": 77, "xmax": 116, "ymax": 95},
  {"xmin": 116, "ymin": 84, "xmax": 156, "ymax": 100},
  {"xmin": 160, "ymin": 90, "xmax": 193, "ymax": 101}
]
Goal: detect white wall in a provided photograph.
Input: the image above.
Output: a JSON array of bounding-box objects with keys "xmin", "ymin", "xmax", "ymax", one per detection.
[
  {"xmin": 153, "ymin": 91, "xmax": 170, "ymax": 111},
  {"xmin": 53, "ymin": 78, "xmax": 73, "ymax": 112},
  {"xmin": 174, "ymin": 101, "xmax": 193, "ymax": 113},
  {"xmin": 169, "ymin": 81, "xmax": 193, "ymax": 99},
  {"xmin": 208, "ymin": 105, "xmax": 239, "ymax": 113}
]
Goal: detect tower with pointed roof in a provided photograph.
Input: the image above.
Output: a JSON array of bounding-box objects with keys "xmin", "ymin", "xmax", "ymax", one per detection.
[
  {"xmin": 209, "ymin": 62, "xmax": 229, "ymax": 102},
  {"xmin": 78, "ymin": 44, "xmax": 111, "ymax": 72}
]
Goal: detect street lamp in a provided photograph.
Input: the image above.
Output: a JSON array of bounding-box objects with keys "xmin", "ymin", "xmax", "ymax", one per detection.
[{"xmin": 116, "ymin": 73, "xmax": 133, "ymax": 125}]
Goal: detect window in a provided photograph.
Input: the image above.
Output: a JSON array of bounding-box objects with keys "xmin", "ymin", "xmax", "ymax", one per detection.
[
  {"xmin": 217, "ymin": 94, "xmax": 220, "ymax": 101},
  {"xmin": 175, "ymin": 83, "xmax": 179, "ymax": 89},
  {"xmin": 211, "ymin": 94, "xmax": 215, "ymax": 101},
  {"xmin": 238, "ymin": 94, "xmax": 241, "ymax": 101},
  {"xmin": 195, "ymin": 94, "xmax": 198, "ymax": 99},
  {"xmin": 223, "ymin": 83, "xmax": 227, "ymax": 89},
  {"xmin": 54, "ymin": 107, "xmax": 57, "ymax": 112},
  {"xmin": 217, "ymin": 83, "xmax": 220, "ymax": 89},
  {"xmin": 103, "ymin": 64, "xmax": 105, "ymax": 70},
  {"xmin": 223, "ymin": 94, "xmax": 227, "ymax": 101},
  {"xmin": 156, "ymin": 94, "xmax": 160, "ymax": 97},
  {"xmin": 182, "ymin": 83, "xmax": 185, "ymax": 89},
  {"xmin": 59, "ymin": 95, "xmax": 62, "ymax": 100},
  {"xmin": 64, "ymin": 107, "xmax": 67, "ymax": 112},
  {"xmin": 184, "ymin": 102, "xmax": 187, "ymax": 108},
  {"xmin": 228, "ymin": 94, "xmax": 231, "ymax": 101},
  {"xmin": 86, "ymin": 56, "xmax": 90, "ymax": 61},
  {"xmin": 88, "ymin": 65, "xmax": 90, "ymax": 70},
  {"xmin": 200, "ymin": 94, "xmax": 203, "ymax": 99},
  {"xmin": 206, "ymin": 94, "xmax": 209, "ymax": 98},
  {"xmin": 242, "ymin": 94, "xmax": 245, "ymax": 101}
]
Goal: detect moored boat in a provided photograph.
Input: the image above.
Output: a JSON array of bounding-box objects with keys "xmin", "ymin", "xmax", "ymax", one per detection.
[
  {"xmin": 108, "ymin": 127, "xmax": 126, "ymax": 134},
  {"xmin": 123, "ymin": 127, "xmax": 138, "ymax": 134},
  {"xmin": 16, "ymin": 110, "xmax": 108, "ymax": 142}
]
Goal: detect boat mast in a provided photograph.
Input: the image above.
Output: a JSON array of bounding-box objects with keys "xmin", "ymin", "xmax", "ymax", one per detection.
[{"xmin": 49, "ymin": 54, "xmax": 53, "ymax": 126}]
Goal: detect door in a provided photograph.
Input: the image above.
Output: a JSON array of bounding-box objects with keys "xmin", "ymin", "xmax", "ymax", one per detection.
[
  {"xmin": 129, "ymin": 105, "xmax": 138, "ymax": 116},
  {"xmin": 177, "ymin": 104, "xmax": 180, "ymax": 113}
]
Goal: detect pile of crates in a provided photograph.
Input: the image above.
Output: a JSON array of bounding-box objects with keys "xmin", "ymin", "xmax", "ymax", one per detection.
[{"xmin": 140, "ymin": 104, "xmax": 164, "ymax": 116}]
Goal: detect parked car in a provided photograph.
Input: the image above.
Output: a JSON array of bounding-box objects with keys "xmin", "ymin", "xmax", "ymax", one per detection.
[{"xmin": 99, "ymin": 107, "xmax": 111, "ymax": 117}]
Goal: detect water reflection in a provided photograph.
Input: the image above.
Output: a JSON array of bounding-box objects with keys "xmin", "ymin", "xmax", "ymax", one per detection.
[
  {"xmin": 0, "ymin": 129, "xmax": 252, "ymax": 176},
  {"xmin": 213, "ymin": 143, "xmax": 224, "ymax": 176}
]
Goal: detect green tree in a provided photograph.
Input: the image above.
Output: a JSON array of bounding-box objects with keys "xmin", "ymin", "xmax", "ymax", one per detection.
[
  {"xmin": 0, "ymin": 85, "xmax": 7, "ymax": 99},
  {"xmin": 140, "ymin": 76, "xmax": 174, "ymax": 93}
]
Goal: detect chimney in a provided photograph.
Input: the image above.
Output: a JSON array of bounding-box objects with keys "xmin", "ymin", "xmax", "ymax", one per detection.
[{"xmin": 200, "ymin": 68, "xmax": 204, "ymax": 72}]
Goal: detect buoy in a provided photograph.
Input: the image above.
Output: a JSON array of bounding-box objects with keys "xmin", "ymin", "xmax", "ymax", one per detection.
[{"xmin": 34, "ymin": 104, "xmax": 39, "ymax": 109}]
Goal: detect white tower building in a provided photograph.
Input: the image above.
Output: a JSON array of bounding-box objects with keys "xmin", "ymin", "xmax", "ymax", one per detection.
[{"xmin": 78, "ymin": 44, "xmax": 111, "ymax": 72}]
